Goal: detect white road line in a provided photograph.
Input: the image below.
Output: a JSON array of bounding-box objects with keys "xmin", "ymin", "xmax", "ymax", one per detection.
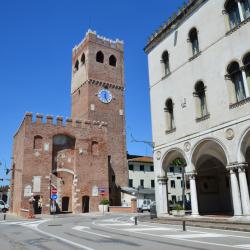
[
  {"xmin": 167, "ymin": 233, "xmax": 227, "ymax": 239},
  {"xmin": 125, "ymin": 227, "xmax": 178, "ymax": 232},
  {"xmin": 235, "ymin": 245, "xmax": 250, "ymax": 249},
  {"xmin": 72, "ymin": 226, "xmax": 112, "ymax": 239},
  {"xmin": 97, "ymin": 223, "xmax": 133, "ymax": 226}
]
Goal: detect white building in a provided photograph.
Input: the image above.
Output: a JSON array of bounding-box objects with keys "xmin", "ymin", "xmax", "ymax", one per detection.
[{"xmin": 145, "ymin": 0, "xmax": 250, "ymax": 217}]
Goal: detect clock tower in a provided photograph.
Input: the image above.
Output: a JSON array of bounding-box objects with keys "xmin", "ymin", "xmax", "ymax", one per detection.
[{"xmin": 71, "ymin": 30, "xmax": 128, "ymax": 205}]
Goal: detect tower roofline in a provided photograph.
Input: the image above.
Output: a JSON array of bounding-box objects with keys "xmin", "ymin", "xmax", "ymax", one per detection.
[{"xmin": 73, "ymin": 29, "xmax": 124, "ymax": 54}]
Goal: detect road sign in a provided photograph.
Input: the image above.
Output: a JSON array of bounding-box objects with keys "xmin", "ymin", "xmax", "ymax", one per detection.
[
  {"xmin": 51, "ymin": 188, "xmax": 57, "ymax": 194},
  {"xmin": 51, "ymin": 194, "xmax": 57, "ymax": 200},
  {"xmin": 98, "ymin": 187, "xmax": 105, "ymax": 195}
]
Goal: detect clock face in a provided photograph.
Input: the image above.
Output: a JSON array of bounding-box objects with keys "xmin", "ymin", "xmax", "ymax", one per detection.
[{"xmin": 98, "ymin": 89, "xmax": 112, "ymax": 103}]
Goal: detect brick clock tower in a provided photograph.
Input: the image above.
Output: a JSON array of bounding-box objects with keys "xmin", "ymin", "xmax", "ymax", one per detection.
[{"xmin": 71, "ymin": 30, "xmax": 128, "ymax": 205}]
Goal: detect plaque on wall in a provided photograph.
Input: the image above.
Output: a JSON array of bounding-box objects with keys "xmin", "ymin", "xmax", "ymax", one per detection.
[
  {"xmin": 33, "ymin": 176, "xmax": 41, "ymax": 193},
  {"xmin": 24, "ymin": 185, "xmax": 32, "ymax": 197},
  {"xmin": 92, "ymin": 186, "xmax": 98, "ymax": 196}
]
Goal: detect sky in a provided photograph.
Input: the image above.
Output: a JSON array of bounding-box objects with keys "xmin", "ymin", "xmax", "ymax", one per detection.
[{"xmin": 0, "ymin": 0, "xmax": 184, "ymax": 184}]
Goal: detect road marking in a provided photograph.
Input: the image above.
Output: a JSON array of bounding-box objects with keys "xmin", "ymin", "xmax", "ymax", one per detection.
[
  {"xmin": 167, "ymin": 233, "xmax": 227, "ymax": 239},
  {"xmin": 235, "ymin": 245, "xmax": 250, "ymax": 249},
  {"xmin": 72, "ymin": 226, "xmax": 112, "ymax": 239},
  {"xmin": 97, "ymin": 223, "xmax": 133, "ymax": 226},
  {"xmin": 125, "ymin": 227, "xmax": 177, "ymax": 232}
]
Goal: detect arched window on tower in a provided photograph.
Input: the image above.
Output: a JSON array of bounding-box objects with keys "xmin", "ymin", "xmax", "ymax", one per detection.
[
  {"xmin": 194, "ymin": 81, "xmax": 209, "ymax": 120},
  {"xmin": 161, "ymin": 51, "xmax": 170, "ymax": 76},
  {"xmin": 34, "ymin": 135, "xmax": 43, "ymax": 150},
  {"xmin": 189, "ymin": 28, "xmax": 199, "ymax": 56},
  {"xmin": 225, "ymin": 0, "xmax": 241, "ymax": 29},
  {"xmin": 109, "ymin": 55, "xmax": 117, "ymax": 67},
  {"xmin": 74, "ymin": 60, "xmax": 79, "ymax": 72},
  {"xmin": 81, "ymin": 53, "xmax": 85, "ymax": 65},
  {"xmin": 227, "ymin": 61, "xmax": 246, "ymax": 103},
  {"xmin": 96, "ymin": 51, "xmax": 104, "ymax": 63},
  {"xmin": 243, "ymin": 52, "xmax": 250, "ymax": 95},
  {"xmin": 164, "ymin": 98, "xmax": 175, "ymax": 132}
]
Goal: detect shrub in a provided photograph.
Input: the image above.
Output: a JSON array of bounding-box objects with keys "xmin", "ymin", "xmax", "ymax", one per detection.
[
  {"xmin": 99, "ymin": 198, "xmax": 109, "ymax": 205},
  {"xmin": 173, "ymin": 204, "xmax": 183, "ymax": 211}
]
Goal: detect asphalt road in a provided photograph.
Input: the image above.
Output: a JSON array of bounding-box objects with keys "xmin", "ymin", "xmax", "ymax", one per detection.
[{"xmin": 1, "ymin": 213, "xmax": 250, "ymax": 250}]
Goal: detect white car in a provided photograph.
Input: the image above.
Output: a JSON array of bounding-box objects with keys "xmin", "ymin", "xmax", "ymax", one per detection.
[
  {"xmin": 137, "ymin": 199, "xmax": 152, "ymax": 213},
  {"xmin": 0, "ymin": 200, "xmax": 9, "ymax": 213}
]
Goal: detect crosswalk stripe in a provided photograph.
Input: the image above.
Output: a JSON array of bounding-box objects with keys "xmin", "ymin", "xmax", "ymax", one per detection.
[{"xmin": 98, "ymin": 223, "xmax": 133, "ymax": 226}]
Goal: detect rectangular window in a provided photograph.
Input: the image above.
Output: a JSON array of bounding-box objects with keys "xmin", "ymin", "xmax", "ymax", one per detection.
[
  {"xmin": 150, "ymin": 165, "xmax": 154, "ymax": 172},
  {"xmin": 169, "ymin": 166, "xmax": 174, "ymax": 172},
  {"xmin": 172, "ymin": 195, "xmax": 176, "ymax": 203},
  {"xmin": 171, "ymin": 180, "xmax": 175, "ymax": 188},
  {"xmin": 151, "ymin": 180, "xmax": 155, "ymax": 188},
  {"xmin": 140, "ymin": 165, "xmax": 144, "ymax": 171},
  {"xmin": 140, "ymin": 179, "xmax": 144, "ymax": 187},
  {"xmin": 129, "ymin": 164, "xmax": 134, "ymax": 171},
  {"xmin": 129, "ymin": 179, "xmax": 133, "ymax": 188},
  {"xmin": 186, "ymin": 181, "xmax": 190, "ymax": 189}
]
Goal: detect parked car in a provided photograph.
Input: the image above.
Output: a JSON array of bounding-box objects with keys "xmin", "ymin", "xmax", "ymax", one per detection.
[
  {"xmin": 137, "ymin": 199, "xmax": 152, "ymax": 213},
  {"xmin": 0, "ymin": 200, "xmax": 9, "ymax": 213}
]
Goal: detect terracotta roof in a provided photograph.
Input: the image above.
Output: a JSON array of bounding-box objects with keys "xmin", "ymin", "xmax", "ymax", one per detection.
[{"xmin": 128, "ymin": 156, "xmax": 153, "ymax": 163}]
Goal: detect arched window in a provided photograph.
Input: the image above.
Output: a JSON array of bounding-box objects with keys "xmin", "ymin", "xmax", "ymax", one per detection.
[
  {"xmin": 81, "ymin": 53, "xmax": 85, "ymax": 64},
  {"xmin": 74, "ymin": 60, "xmax": 79, "ymax": 72},
  {"xmin": 164, "ymin": 99, "xmax": 175, "ymax": 132},
  {"xmin": 96, "ymin": 51, "xmax": 104, "ymax": 63},
  {"xmin": 242, "ymin": 0, "xmax": 250, "ymax": 19},
  {"xmin": 194, "ymin": 81, "xmax": 208, "ymax": 119},
  {"xmin": 109, "ymin": 55, "xmax": 117, "ymax": 67},
  {"xmin": 243, "ymin": 52, "xmax": 250, "ymax": 95},
  {"xmin": 227, "ymin": 61, "xmax": 246, "ymax": 102},
  {"xmin": 34, "ymin": 135, "xmax": 43, "ymax": 150},
  {"xmin": 161, "ymin": 51, "xmax": 170, "ymax": 76},
  {"xmin": 225, "ymin": 0, "xmax": 241, "ymax": 29},
  {"xmin": 189, "ymin": 28, "xmax": 199, "ymax": 56}
]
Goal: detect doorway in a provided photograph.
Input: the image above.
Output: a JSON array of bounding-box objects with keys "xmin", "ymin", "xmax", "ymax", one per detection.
[
  {"xmin": 82, "ymin": 196, "xmax": 89, "ymax": 213},
  {"xmin": 62, "ymin": 196, "xmax": 70, "ymax": 212},
  {"xmin": 33, "ymin": 195, "xmax": 42, "ymax": 214}
]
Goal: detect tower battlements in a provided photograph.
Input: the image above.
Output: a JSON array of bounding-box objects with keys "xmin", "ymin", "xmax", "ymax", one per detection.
[
  {"xmin": 73, "ymin": 29, "xmax": 124, "ymax": 56},
  {"xmin": 23, "ymin": 112, "xmax": 108, "ymax": 129}
]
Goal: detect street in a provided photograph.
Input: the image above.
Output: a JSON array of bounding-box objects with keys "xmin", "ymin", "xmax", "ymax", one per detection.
[{"xmin": 1, "ymin": 214, "xmax": 250, "ymax": 250}]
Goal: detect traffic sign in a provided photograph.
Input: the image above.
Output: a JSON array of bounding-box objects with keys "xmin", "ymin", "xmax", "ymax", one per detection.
[
  {"xmin": 51, "ymin": 188, "xmax": 57, "ymax": 194},
  {"xmin": 51, "ymin": 194, "xmax": 57, "ymax": 200},
  {"xmin": 98, "ymin": 187, "xmax": 105, "ymax": 196}
]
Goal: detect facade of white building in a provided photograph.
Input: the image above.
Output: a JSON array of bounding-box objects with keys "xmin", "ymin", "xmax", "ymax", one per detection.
[{"xmin": 145, "ymin": 0, "xmax": 250, "ymax": 216}]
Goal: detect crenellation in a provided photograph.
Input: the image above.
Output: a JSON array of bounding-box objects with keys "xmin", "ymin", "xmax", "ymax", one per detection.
[
  {"xmin": 56, "ymin": 116, "xmax": 63, "ymax": 126},
  {"xmin": 25, "ymin": 112, "xmax": 33, "ymax": 123},
  {"xmin": 75, "ymin": 119, "xmax": 82, "ymax": 128},
  {"xmin": 46, "ymin": 115, "xmax": 53, "ymax": 124},
  {"xmin": 66, "ymin": 118, "xmax": 72, "ymax": 127},
  {"xmin": 36, "ymin": 113, "xmax": 43, "ymax": 124}
]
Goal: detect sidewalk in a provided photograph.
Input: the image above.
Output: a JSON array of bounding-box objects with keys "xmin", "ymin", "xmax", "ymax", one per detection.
[{"xmin": 138, "ymin": 214, "xmax": 250, "ymax": 232}]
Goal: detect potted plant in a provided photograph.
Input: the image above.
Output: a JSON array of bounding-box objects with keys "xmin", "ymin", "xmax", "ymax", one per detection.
[
  {"xmin": 99, "ymin": 198, "xmax": 109, "ymax": 213},
  {"xmin": 172, "ymin": 203, "xmax": 185, "ymax": 216}
]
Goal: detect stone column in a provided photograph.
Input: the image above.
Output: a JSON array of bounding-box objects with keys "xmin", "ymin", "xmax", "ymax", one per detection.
[
  {"xmin": 187, "ymin": 173, "xmax": 199, "ymax": 216},
  {"xmin": 237, "ymin": 0, "xmax": 245, "ymax": 21},
  {"xmin": 157, "ymin": 176, "xmax": 168, "ymax": 215},
  {"xmin": 238, "ymin": 163, "xmax": 250, "ymax": 215},
  {"xmin": 227, "ymin": 165, "xmax": 242, "ymax": 216}
]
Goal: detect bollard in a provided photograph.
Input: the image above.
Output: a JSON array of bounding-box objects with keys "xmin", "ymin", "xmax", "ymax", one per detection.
[
  {"xmin": 134, "ymin": 216, "xmax": 138, "ymax": 225},
  {"xmin": 182, "ymin": 220, "xmax": 186, "ymax": 231}
]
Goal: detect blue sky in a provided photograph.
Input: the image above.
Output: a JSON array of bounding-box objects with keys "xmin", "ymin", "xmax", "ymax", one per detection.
[{"xmin": 0, "ymin": 0, "xmax": 184, "ymax": 183}]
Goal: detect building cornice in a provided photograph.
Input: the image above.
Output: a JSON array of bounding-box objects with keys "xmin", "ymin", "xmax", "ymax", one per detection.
[{"xmin": 144, "ymin": 0, "xmax": 207, "ymax": 54}]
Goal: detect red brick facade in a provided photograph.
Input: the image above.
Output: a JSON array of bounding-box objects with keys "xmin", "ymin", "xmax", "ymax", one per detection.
[{"xmin": 10, "ymin": 30, "xmax": 128, "ymax": 215}]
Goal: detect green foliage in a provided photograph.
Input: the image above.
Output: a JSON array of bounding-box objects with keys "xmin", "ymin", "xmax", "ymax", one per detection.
[
  {"xmin": 172, "ymin": 158, "xmax": 186, "ymax": 166},
  {"xmin": 173, "ymin": 204, "xmax": 183, "ymax": 211},
  {"xmin": 99, "ymin": 198, "xmax": 109, "ymax": 205}
]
